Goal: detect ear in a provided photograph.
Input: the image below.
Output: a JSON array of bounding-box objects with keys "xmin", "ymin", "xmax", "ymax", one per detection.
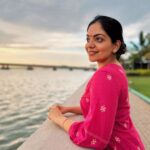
[{"xmin": 113, "ymin": 40, "xmax": 121, "ymax": 53}]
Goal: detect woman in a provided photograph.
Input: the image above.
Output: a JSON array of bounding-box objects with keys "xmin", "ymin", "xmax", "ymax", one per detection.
[{"xmin": 48, "ymin": 15, "xmax": 145, "ymax": 150}]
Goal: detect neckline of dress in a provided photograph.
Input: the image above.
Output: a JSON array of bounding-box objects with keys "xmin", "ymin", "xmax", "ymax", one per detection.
[{"xmin": 97, "ymin": 63, "xmax": 123, "ymax": 71}]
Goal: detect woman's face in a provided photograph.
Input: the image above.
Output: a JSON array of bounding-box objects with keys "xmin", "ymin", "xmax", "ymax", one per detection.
[{"xmin": 85, "ymin": 22, "xmax": 117, "ymax": 63}]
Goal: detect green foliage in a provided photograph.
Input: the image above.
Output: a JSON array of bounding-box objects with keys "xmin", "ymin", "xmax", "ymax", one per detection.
[
  {"xmin": 127, "ymin": 69, "xmax": 150, "ymax": 76},
  {"xmin": 128, "ymin": 31, "xmax": 150, "ymax": 69},
  {"xmin": 130, "ymin": 31, "xmax": 150, "ymax": 51},
  {"xmin": 144, "ymin": 51, "xmax": 150, "ymax": 60},
  {"xmin": 139, "ymin": 31, "xmax": 145, "ymax": 47},
  {"xmin": 139, "ymin": 46, "xmax": 150, "ymax": 57}
]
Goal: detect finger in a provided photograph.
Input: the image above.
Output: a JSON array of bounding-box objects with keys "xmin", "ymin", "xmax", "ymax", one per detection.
[
  {"xmin": 48, "ymin": 116, "xmax": 51, "ymax": 120},
  {"xmin": 48, "ymin": 106, "xmax": 52, "ymax": 111},
  {"xmin": 50, "ymin": 106, "xmax": 57, "ymax": 110},
  {"xmin": 49, "ymin": 106, "xmax": 56, "ymax": 112},
  {"xmin": 51, "ymin": 104, "xmax": 57, "ymax": 107},
  {"xmin": 55, "ymin": 105, "xmax": 60, "ymax": 108},
  {"xmin": 52, "ymin": 103, "xmax": 61, "ymax": 108},
  {"xmin": 48, "ymin": 104, "xmax": 57, "ymax": 110},
  {"xmin": 56, "ymin": 104, "xmax": 62, "ymax": 107},
  {"xmin": 48, "ymin": 108, "xmax": 52, "ymax": 112},
  {"xmin": 54, "ymin": 107, "xmax": 60, "ymax": 111}
]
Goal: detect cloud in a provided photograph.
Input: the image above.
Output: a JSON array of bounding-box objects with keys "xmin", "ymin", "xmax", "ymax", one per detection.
[
  {"xmin": 0, "ymin": 18, "xmax": 85, "ymax": 50},
  {"xmin": 0, "ymin": 0, "xmax": 88, "ymax": 32},
  {"xmin": 124, "ymin": 13, "xmax": 150, "ymax": 41},
  {"xmin": 1, "ymin": 0, "xmax": 149, "ymax": 32},
  {"xmin": 0, "ymin": 0, "xmax": 150, "ymax": 50}
]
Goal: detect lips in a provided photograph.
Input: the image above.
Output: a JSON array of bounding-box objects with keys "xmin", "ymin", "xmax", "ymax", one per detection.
[{"xmin": 88, "ymin": 51, "xmax": 99, "ymax": 56}]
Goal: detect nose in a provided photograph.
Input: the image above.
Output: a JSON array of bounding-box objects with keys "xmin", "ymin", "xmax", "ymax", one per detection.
[{"xmin": 87, "ymin": 39, "xmax": 95, "ymax": 49}]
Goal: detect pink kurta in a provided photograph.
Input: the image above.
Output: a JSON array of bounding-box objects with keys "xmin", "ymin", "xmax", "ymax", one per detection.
[{"xmin": 68, "ymin": 63, "xmax": 145, "ymax": 150}]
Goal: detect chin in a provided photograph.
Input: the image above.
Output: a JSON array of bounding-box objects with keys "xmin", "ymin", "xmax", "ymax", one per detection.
[{"xmin": 88, "ymin": 58, "xmax": 97, "ymax": 62}]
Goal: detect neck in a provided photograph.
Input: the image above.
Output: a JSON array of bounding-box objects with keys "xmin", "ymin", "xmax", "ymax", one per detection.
[{"xmin": 97, "ymin": 56, "xmax": 120, "ymax": 69}]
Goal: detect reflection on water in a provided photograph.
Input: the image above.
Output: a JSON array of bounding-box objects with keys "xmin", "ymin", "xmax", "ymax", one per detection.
[{"xmin": 0, "ymin": 68, "xmax": 93, "ymax": 150}]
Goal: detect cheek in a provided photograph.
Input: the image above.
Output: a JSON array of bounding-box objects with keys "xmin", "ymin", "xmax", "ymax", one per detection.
[
  {"xmin": 96, "ymin": 43, "xmax": 112, "ymax": 52},
  {"xmin": 85, "ymin": 43, "xmax": 88, "ymax": 51},
  {"xmin": 96, "ymin": 45, "xmax": 106, "ymax": 52}
]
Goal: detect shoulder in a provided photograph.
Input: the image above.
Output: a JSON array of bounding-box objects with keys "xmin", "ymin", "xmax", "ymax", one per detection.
[{"xmin": 91, "ymin": 64, "xmax": 126, "ymax": 86}]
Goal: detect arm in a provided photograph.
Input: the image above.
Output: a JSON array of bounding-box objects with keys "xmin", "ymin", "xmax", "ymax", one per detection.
[
  {"xmin": 48, "ymin": 106, "xmax": 78, "ymax": 132},
  {"xmin": 63, "ymin": 106, "xmax": 82, "ymax": 115},
  {"xmin": 50, "ymin": 115, "xmax": 74, "ymax": 132},
  {"xmin": 68, "ymin": 71, "xmax": 120, "ymax": 149},
  {"xmin": 48, "ymin": 105, "xmax": 82, "ymax": 132},
  {"xmin": 56, "ymin": 105, "xmax": 82, "ymax": 115}
]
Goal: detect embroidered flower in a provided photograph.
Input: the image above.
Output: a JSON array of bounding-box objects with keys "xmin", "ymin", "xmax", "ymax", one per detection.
[
  {"xmin": 126, "ymin": 97, "xmax": 129, "ymax": 102},
  {"xmin": 115, "ymin": 136, "xmax": 121, "ymax": 143},
  {"xmin": 100, "ymin": 105, "xmax": 107, "ymax": 112},
  {"xmin": 123, "ymin": 123, "xmax": 128, "ymax": 129},
  {"xmin": 114, "ymin": 146, "xmax": 117, "ymax": 150},
  {"xmin": 76, "ymin": 132, "xmax": 79, "ymax": 137},
  {"xmin": 107, "ymin": 74, "xmax": 112, "ymax": 80},
  {"xmin": 119, "ymin": 69, "xmax": 124, "ymax": 74},
  {"xmin": 86, "ymin": 98, "xmax": 89, "ymax": 103},
  {"xmin": 137, "ymin": 146, "xmax": 141, "ymax": 150},
  {"xmin": 91, "ymin": 138, "xmax": 97, "ymax": 145}
]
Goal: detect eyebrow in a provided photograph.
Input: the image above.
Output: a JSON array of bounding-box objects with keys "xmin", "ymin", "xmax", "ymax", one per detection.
[{"xmin": 86, "ymin": 33, "xmax": 105, "ymax": 38}]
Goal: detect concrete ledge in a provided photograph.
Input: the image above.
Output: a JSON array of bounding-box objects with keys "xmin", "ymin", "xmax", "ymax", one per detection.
[
  {"xmin": 129, "ymin": 88, "xmax": 150, "ymax": 104},
  {"xmin": 18, "ymin": 80, "xmax": 89, "ymax": 150}
]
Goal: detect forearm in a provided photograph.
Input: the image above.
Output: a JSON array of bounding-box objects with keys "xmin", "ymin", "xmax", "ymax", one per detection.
[
  {"xmin": 52, "ymin": 116, "xmax": 74, "ymax": 132},
  {"xmin": 67, "ymin": 106, "xmax": 82, "ymax": 115}
]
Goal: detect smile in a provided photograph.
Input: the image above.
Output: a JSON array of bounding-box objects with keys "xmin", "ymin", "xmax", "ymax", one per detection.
[{"xmin": 88, "ymin": 51, "xmax": 99, "ymax": 56}]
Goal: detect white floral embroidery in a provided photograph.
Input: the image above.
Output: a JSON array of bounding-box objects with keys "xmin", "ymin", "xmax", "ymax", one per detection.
[
  {"xmin": 76, "ymin": 132, "xmax": 79, "ymax": 137},
  {"xmin": 126, "ymin": 97, "xmax": 129, "ymax": 102},
  {"xmin": 119, "ymin": 69, "xmax": 124, "ymax": 74},
  {"xmin": 86, "ymin": 98, "xmax": 89, "ymax": 103},
  {"xmin": 123, "ymin": 123, "xmax": 128, "ymax": 129},
  {"xmin": 114, "ymin": 146, "xmax": 117, "ymax": 150},
  {"xmin": 90, "ymin": 88, "xmax": 93, "ymax": 93},
  {"xmin": 115, "ymin": 136, "xmax": 121, "ymax": 143},
  {"xmin": 107, "ymin": 74, "xmax": 112, "ymax": 80},
  {"xmin": 100, "ymin": 105, "xmax": 107, "ymax": 112},
  {"xmin": 137, "ymin": 146, "xmax": 141, "ymax": 150},
  {"xmin": 91, "ymin": 138, "xmax": 97, "ymax": 145}
]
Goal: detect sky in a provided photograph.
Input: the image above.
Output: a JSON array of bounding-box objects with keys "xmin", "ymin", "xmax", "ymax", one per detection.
[{"xmin": 0, "ymin": 0, "xmax": 150, "ymax": 66}]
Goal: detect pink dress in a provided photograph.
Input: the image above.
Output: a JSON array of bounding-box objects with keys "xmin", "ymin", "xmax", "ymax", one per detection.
[{"xmin": 68, "ymin": 64, "xmax": 145, "ymax": 150}]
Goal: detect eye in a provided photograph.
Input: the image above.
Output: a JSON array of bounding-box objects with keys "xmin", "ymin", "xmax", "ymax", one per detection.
[
  {"xmin": 95, "ymin": 37, "xmax": 103, "ymax": 42},
  {"xmin": 86, "ymin": 37, "xmax": 90, "ymax": 42}
]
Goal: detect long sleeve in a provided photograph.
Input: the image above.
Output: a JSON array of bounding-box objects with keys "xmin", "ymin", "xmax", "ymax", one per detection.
[{"xmin": 68, "ymin": 70, "xmax": 121, "ymax": 149}]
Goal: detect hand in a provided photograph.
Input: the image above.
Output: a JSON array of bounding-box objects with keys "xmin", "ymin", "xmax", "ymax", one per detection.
[
  {"xmin": 48, "ymin": 105, "xmax": 63, "ymax": 121},
  {"xmin": 57, "ymin": 105, "xmax": 69, "ymax": 114}
]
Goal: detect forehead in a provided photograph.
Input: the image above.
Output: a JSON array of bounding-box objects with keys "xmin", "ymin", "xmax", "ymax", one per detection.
[{"xmin": 87, "ymin": 22, "xmax": 106, "ymax": 36}]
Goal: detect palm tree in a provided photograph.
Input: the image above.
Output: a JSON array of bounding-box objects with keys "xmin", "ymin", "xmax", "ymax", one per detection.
[
  {"xmin": 129, "ymin": 31, "xmax": 150, "ymax": 69},
  {"xmin": 130, "ymin": 31, "xmax": 148, "ymax": 51},
  {"xmin": 146, "ymin": 33, "xmax": 150, "ymax": 45}
]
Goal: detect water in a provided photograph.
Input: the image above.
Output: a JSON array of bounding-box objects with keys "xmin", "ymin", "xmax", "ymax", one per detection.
[{"xmin": 0, "ymin": 68, "xmax": 93, "ymax": 150}]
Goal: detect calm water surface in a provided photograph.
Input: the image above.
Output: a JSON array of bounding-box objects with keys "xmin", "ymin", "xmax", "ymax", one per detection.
[{"xmin": 0, "ymin": 68, "xmax": 93, "ymax": 150}]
